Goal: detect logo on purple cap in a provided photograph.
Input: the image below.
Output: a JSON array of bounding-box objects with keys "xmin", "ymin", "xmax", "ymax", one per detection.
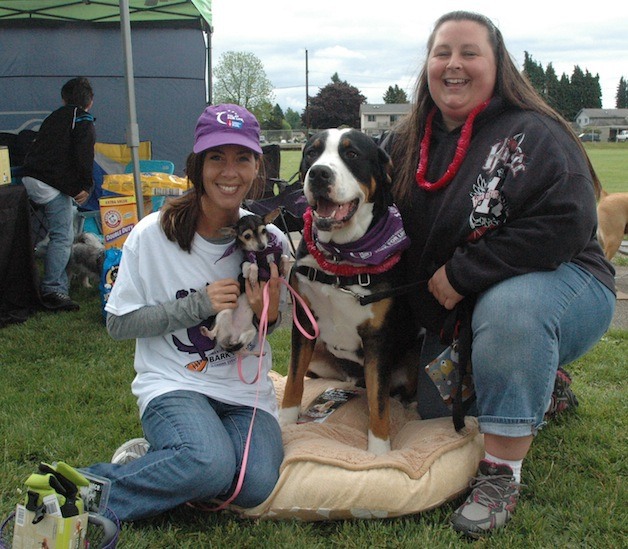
[{"xmin": 217, "ymin": 108, "xmax": 244, "ymax": 129}]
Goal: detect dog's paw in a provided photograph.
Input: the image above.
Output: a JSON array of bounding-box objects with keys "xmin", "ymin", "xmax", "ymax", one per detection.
[
  {"xmin": 279, "ymin": 254, "xmax": 290, "ymax": 278},
  {"xmin": 367, "ymin": 432, "xmax": 391, "ymax": 456},
  {"xmin": 200, "ymin": 325, "xmax": 214, "ymax": 339},
  {"xmin": 279, "ymin": 406, "xmax": 299, "ymax": 426},
  {"xmin": 246, "ymin": 263, "xmax": 259, "ymax": 284},
  {"xmin": 229, "ymin": 326, "xmax": 256, "ymax": 354}
]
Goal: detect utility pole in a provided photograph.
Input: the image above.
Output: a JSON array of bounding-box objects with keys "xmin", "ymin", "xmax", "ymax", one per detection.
[{"xmin": 305, "ymin": 49, "xmax": 310, "ymax": 133}]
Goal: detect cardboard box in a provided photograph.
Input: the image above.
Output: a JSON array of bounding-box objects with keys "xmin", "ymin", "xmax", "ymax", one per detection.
[
  {"xmin": 99, "ymin": 195, "xmax": 139, "ymax": 250},
  {"xmin": 12, "ymin": 504, "xmax": 88, "ymax": 549},
  {"xmin": 0, "ymin": 146, "xmax": 11, "ymax": 185}
]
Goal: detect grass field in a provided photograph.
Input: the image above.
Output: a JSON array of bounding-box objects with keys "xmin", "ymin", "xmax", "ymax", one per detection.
[
  {"xmin": 0, "ymin": 143, "xmax": 625, "ymax": 548},
  {"xmin": 0, "ymin": 284, "xmax": 625, "ymax": 548},
  {"xmin": 582, "ymin": 142, "xmax": 628, "ymax": 193},
  {"xmin": 279, "ymin": 141, "xmax": 628, "ymax": 193}
]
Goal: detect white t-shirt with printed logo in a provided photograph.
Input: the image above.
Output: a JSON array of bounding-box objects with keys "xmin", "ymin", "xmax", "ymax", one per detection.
[{"xmin": 105, "ymin": 210, "xmax": 288, "ymax": 419}]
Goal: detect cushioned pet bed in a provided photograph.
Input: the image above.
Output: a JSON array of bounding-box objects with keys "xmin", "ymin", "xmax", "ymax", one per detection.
[{"xmin": 230, "ymin": 371, "xmax": 484, "ymax": 521}]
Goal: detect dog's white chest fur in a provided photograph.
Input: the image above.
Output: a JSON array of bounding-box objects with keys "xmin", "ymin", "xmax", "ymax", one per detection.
[{"xmin": 297, "ymin": 259, "xmax": 372, "ymax": 364}]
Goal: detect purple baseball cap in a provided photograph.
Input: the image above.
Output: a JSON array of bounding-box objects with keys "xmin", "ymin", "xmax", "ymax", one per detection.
[{"xmin": 193, "ymin": 103, "xmax": 262, "ymax": 154}]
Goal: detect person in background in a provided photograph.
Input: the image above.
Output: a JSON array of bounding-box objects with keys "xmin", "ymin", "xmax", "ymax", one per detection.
[
  {"xmin": 383, "ymin": 11, "xmax": 615, "ymax": 537},
  {"xmin": 80, "ymin": 104, "xmax": 288, "ymax": 522},
  {"xmin": 23, "ymin": 77, "xmax": 96, "ymax": 312}
]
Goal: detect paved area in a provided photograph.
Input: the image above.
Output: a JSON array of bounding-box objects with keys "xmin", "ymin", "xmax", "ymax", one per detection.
[{"xmin": 611, "ymin": 261, "xmax": 628, "ymax": 331}]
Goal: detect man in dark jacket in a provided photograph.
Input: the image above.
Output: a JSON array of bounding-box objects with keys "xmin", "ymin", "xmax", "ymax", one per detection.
[{"xmin": 23, "ymin": 77, "xmax": 96, "ymax": 311}]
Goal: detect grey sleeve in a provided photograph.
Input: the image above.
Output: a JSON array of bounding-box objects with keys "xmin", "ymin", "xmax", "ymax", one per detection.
[{"xmin": 106, "ymin": 288, "xmax": 215, "ymax": 340}]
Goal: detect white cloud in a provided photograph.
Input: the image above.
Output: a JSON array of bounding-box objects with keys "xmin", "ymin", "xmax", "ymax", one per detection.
[{"xmin": 209, "ymin": 1, "xmax": 628, "ymax": 112}]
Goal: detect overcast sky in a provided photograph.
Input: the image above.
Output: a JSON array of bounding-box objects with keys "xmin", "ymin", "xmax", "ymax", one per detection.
[{"xmin": 208, "ymin": 1, "xmax": 627, "ymax": 113}]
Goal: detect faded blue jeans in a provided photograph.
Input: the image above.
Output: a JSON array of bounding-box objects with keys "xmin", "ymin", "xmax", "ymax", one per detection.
[
  {"xmin": 36, "ymin": 191, "xmax": 74, "ymax": 296},
  {"xmin": 84, "ymin": 390, "xmax": 283, "ymax": 522},
  {"xmin": 416, "ymin": 263, "xmax": 615, "ymax": 436}
]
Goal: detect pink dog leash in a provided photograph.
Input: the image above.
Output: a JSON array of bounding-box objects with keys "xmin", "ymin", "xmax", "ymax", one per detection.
[
  {"xmin": 190, "ymin": 277, "xmax": 319, "ymax": 512},
  {"xmin": 236, "ymin": 276, "xmax": 320, "ymax": 384}
]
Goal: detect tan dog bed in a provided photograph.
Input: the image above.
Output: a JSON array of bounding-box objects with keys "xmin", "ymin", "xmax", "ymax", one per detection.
[{"xmin": 232, "ymin": 372, "xmax": 484, "ymax": 521}]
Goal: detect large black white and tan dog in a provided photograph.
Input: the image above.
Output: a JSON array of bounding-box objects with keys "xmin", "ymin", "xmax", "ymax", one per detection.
[{"xmin": 279, "ymin": 128, "xmax": 421, "ymax": 455}]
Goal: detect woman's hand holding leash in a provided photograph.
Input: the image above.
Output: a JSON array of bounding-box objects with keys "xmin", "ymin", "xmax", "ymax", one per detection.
[
  {"xmin": 246, "ymin": 262, "xmax": 281, "ymax": 324},
  {"xmin": 428, "ymin": 265, "xmax": 464, "ymax": 310}
]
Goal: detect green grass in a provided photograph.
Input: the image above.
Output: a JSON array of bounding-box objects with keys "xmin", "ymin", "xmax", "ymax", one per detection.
[
  {"xmin": 279, "ymin": 149, "xmax": 301, "ymax": 182},
  {"xmin": 583, "ymin": 142, "xmax": 628, "ymax": 193},
  {"xmin": 0, "ymin": 148, "xmax": 625, "ymax": 547},
  {"xmin": 281, "ymin": 143, "xmax": 628, "ymax": 193},
  {"xmin": 0, "ymin": 282, "xmax": 626, "ymax": 547}
]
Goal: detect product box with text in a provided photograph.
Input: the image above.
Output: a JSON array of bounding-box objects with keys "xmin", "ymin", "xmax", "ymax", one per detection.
[
  {"xmin": 99, "ymin": 195, "xmax": 149, "ymax": 250},
  {"xmin": 11, "ymin": 504, "xmax": 88, "ymax": 549}
]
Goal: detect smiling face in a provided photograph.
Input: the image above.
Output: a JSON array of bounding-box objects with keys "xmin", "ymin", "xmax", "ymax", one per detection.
[
  {"xmin": 427, "ymin": 19, "xmax": 497, "ymax": 131},
  {"xmin": 200, "ymin": 144, "xmax": 260, "ymax": 215}
]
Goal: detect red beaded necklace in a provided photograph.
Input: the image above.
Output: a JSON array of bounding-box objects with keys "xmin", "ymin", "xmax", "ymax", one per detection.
[{"xmin": 415, "ymin": 99, "xmax": 490, "ymax": 191}]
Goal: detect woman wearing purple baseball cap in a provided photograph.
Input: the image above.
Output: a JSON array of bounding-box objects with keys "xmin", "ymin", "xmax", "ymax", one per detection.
[{"xmin": 79, "ymin": 104, "xmax": 289, "ymax": 521}]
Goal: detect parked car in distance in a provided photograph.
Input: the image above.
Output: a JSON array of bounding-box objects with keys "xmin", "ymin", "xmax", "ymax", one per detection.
[
  {"xmin": 616, "ymin": 130, "xmax": 628, "ymax": 142},
  {"xmin": 578, "ymin": 132, "xmax": 600, "ymax": 142}
]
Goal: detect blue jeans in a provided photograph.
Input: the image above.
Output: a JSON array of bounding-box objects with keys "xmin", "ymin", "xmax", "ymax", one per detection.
[
  {"xmin": 416, "ymin": 263, "xmax": 615, "ymax": 436},
  {"xmin": 40, "ymin": 192, "xmax": 74, "ymax": 296},
  {"xmin": 83, "ymin": 390, "xmax": 283, "ymax": 522}
]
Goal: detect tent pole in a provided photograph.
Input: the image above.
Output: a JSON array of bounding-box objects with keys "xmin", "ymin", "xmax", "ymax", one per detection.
[
  {"xmin": 119, "ymin": 0, "xmax": 144, "ymax": 219},
  {"xmin": 202, "ymin": 19, "xmax": 213, "ymax": 105}
]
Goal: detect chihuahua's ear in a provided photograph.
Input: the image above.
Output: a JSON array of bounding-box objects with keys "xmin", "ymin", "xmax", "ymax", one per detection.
[
  {"xmin": 263, "ymin": 208, "xmax": 281, "ymax": 224},
  {"xmin": 218, "ymin": 226, "xmax": 237, "ymax": 238}
]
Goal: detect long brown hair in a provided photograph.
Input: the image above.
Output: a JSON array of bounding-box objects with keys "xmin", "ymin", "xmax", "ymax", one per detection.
[
  {"xmin": 160, "ymin": 151, "xmax": 265, "ymax": 252},
  {"xmin": 389, "ymin": 10, "xmax": 601, "ymax": 206}
]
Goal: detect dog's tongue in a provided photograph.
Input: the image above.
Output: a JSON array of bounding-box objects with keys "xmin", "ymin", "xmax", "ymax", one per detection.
[{"xmin": 316, "ymin": 199, "xmax": 350, "ymax": 220}]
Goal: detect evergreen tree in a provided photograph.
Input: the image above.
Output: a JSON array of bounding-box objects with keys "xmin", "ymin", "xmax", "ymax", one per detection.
[
  {"xmin": 265, "ymin": 104, "xmax": 284, "ymax": 130},
  {"xmin": 254, "ymin": 100, "xmax": 274, "ymax": 130},
  {"xmin": 583, "ymin": 70, "xmax": 602, "ymax": 109},
  {"xmin": 383, "ymin": 85, "xmax": 408, "ymax": 104},
  {"xmin": 544, "ymin": 63, "xmax": 560, "ymax": 111},
  {"xmin": 520, "ymin": 54, "xmax": 602, "ymax": 120},
  {"xmin": 523, "ymin": 52, "xmax": 546, "ymax": 96},
  {"xmin": 285, "ymin": 108, "xmax": 302, "ymax": 130},
  {"xmin": 616, "ymin": 77, "xmax": 628, "ymax": 108},
  {"xmin": 558, "ymin": 73, "xmax": 577, "ymax": 120}
]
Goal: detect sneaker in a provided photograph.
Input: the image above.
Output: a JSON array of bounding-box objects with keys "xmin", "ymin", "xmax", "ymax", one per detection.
[
  {"xmin": 545, "ymin": 367, "xmax": 579, "ymax": 420},
  {"xmin": 111, "ymin": 437, "xmax": 150, "ymax": 465},
  {"xmin": 450, "ymin": 459, "xmax": 520, "ymax": 538},
  {"xmin": 41, "ymin": 292, "xmax": 80, "ymax": 312}
]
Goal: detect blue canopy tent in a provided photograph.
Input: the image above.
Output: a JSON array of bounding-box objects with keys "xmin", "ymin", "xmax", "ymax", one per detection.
[{"xmin": 0, "ymin": 0, "xmax": 213, "ymax": 219}]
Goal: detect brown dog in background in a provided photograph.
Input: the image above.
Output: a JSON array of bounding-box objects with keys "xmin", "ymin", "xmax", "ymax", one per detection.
[{"xmin": 597, "ymin": 189, "xmax": 628, "ymax": 260}]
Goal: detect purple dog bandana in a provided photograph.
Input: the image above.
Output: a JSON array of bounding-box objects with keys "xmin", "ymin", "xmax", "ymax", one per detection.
[{"xmin": 313, "ymin": 205, "xmax": 410, "ymax": 265}]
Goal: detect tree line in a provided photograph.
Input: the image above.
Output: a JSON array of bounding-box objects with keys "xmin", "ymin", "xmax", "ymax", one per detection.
[{"xmin": 213, "ymin": 51, "xmax": 628, "ymax": 132}]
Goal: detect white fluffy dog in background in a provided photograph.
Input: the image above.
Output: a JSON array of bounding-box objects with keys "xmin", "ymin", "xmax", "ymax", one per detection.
[{"xmin": 66, "ymin": 232, "xmax": 105, "ymax": 288}]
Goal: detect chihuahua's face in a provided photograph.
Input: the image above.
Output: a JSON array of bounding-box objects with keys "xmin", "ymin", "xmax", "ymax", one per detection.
[
  {"xmin": 235, "ymin": 214, "xmax": 270, "ymax": 253},
  {"xmin": 221, "ymin": 208, "xmax": 281, "ymax": 252}
]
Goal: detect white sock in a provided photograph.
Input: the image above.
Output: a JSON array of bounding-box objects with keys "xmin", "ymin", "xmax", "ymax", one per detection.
[{"xmin": 485, "ymin": 452, "xmax": 522, "ymax": 483}]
